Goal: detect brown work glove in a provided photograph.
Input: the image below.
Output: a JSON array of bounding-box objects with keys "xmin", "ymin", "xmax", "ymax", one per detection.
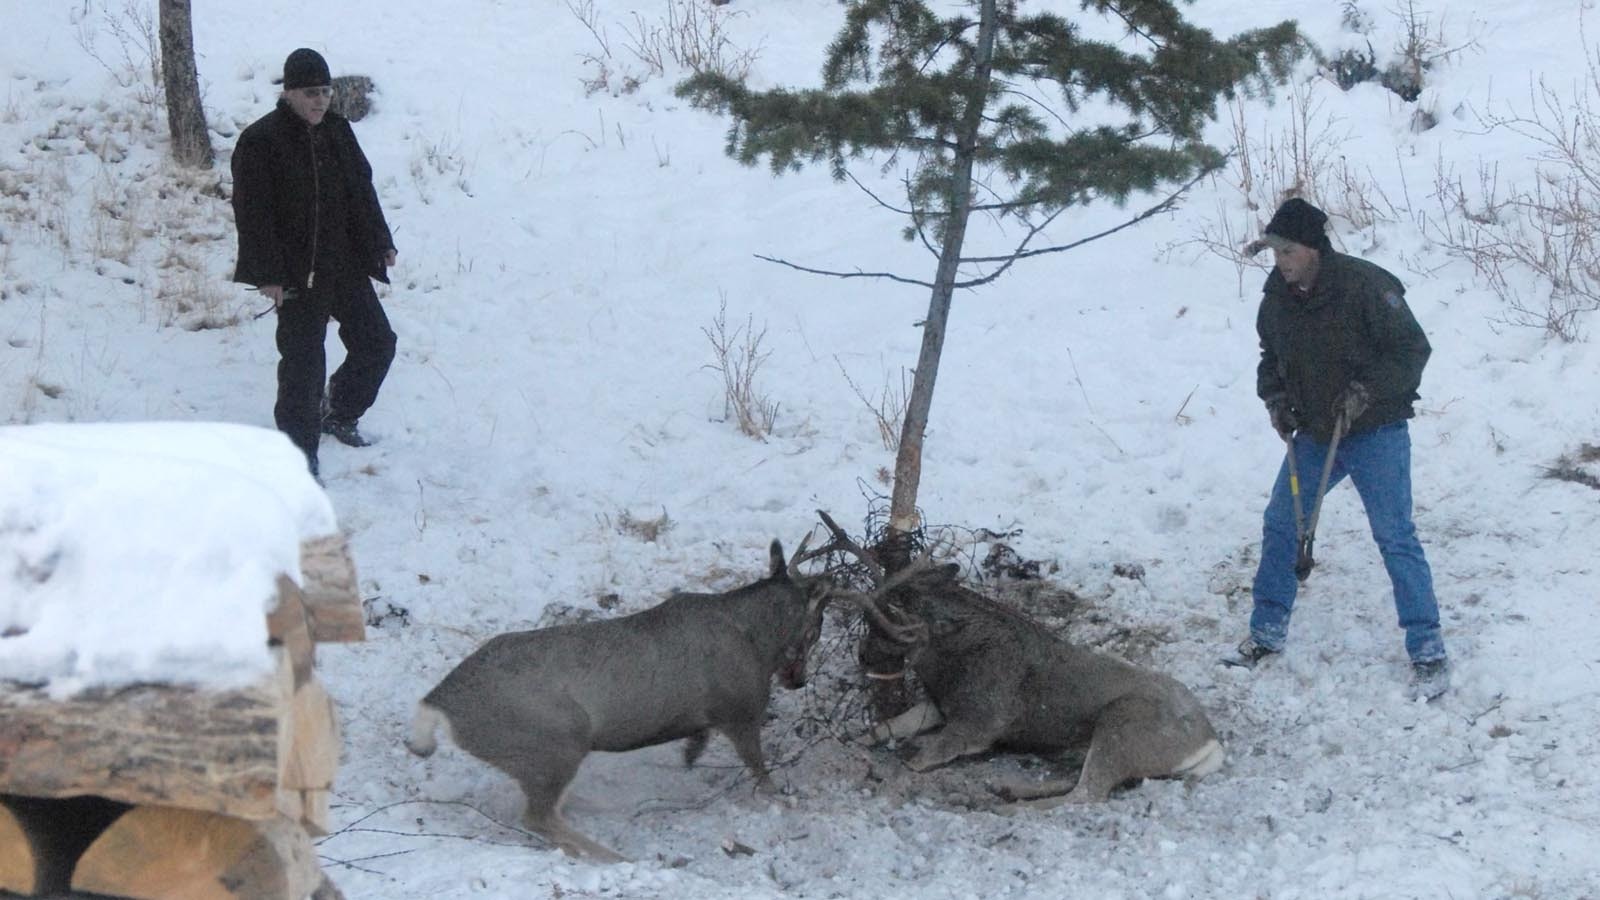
[
  {"xmin": 1337, "ymin": 382, "xmax": 1371, "ymax": 422},
  {"xmin": 1265, "ymin": 395, "xmax": 1298, "ymax": 440}
]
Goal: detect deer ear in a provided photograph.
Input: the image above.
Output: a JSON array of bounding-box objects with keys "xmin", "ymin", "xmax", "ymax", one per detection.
[{"xmin": 768, "ymin": 540, "xmax": 786, "ymax": 579}]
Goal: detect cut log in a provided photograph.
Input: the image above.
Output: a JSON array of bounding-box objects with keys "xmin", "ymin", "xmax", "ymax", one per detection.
[
  {"xmin": 274, "ymin": 677, "xmax": 339, "ymax": 835},
  {"xmin": 272, "ymin": 788, "xmax": 332, "ymax": 837},
  {"xmin": 299, "ymin": 790, "xmax": 331, "ymax": 837},
  {"xmin": 272, "ymin": 787, "xmax": 331, "ymax": 839},
  {"xmin": 0, "ymin": 794, "xmax": 130, "ymax": 896},
  {"xmin": 70, "ymin": 806, "xmax": 320, "ymax": 900},
  {"xmin": 299, "ymin": 533, "xmax": 365, "ymax": 643},
  {"xmin": 0, "ymin": 799, "xmax": 34, "ymax": 894},
  {"xmin": 280, "ymin": 679, "xmax": 340, "ymax": 792},
  {"xmin": 267, "ymin": 575, "xmax": 316, "ymax": 688},
  {"xmin": 0, "ymin": 651, "xmax": 291, "ymax": 820}
]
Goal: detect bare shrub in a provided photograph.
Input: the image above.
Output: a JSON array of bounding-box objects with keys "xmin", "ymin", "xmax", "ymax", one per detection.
[
  {"xmin": 615, "ymin": 507, "xmax": 674, "ymax": 542},
  {"xmin": 407, "ymin": 128, "xmax": 470, "ymax": 203},
  {"xmin": 73, "ymin": 0, "xmax": 162, "ymax": 110},
  {"xmin": 1177, "ymin": 81, "xmax": 1393, "ymax": 289},
  {"xmin": 622, "ymin": 0, "xmax": 759, "ymax": 81},
  {"xmin": 1340, "ymin": 0, "xmax": 1376, "ymax": 35},
  {"xmin": 836, "ymin": 357, "xmax": 907, "ymax": 452},
  {"xmin": 1326, "ymin": 42, "xmax": 1380, "ymax": 92},
  {"xmin": 1321, "ymin": 2, "xmax": 1480, "ymax": 109},
  {"xmin": 88, "ymin": 157, "xmax": 145, "ymax": 266},
  {"xmin": 332, "ymin": 75, "xmax": 376, "ymax": 122},
  {"xmin": 1427, "ymin": 31, "xmax": 1600, "ymax": 341},
  {"xmin": 568, "ymin": 0, "xmax": 758, "ymax": 95},
  {"xmin": 1542, "ymin": 443, "xmax": 1600, "ymax": 491},
  {"xmin": 160, "ymin": 268, "xmax": 238, "ymax": 331},
  {"xmin": 1382, "ymin": 1, "xmax": 1482, "ymax": 104},
  {"xmin": 702, "ymin": 298, "xmax": 778, "ymax": 440}
]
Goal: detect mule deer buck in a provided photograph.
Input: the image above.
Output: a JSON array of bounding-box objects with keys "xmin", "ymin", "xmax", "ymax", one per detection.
[
  {"xmin": 816, "ymin": 513, "xmax": 1224, "ymax": 807},
  {"xmin": 405, "ymin": 540, "xmax": 828, "ymax": 862}
]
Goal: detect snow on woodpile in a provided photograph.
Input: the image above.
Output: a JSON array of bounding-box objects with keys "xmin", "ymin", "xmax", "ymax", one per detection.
[{"xmin": 0, "ymin": 422, "xmax": 336, "ymax": 696}]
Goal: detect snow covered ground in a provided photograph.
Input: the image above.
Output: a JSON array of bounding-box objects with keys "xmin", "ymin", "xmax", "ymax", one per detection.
[{"xmin": 2, "ymin": 1, "xmax": 1598, "ymax": 897}]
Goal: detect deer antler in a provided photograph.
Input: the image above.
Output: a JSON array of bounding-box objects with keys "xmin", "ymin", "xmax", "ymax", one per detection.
[
  {"xmin": 786, "ymin": 532, "xmax": 819, "ymax": 581},
  {"xmin": 810, "ymin": 509, "xmax": 953, "ymax": 647},
  {"xmin": 815, "ymin": 510, "xmax": 885, "ymax": 583}
]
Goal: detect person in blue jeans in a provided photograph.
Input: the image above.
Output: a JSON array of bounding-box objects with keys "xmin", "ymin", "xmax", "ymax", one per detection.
[{"xmin": 1228, "ymin": 198, "xmax": 1450, "ymax": 700}]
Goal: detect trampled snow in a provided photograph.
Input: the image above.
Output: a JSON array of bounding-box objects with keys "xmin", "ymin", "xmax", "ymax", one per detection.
[{"xmin": 1, "ymin": 1, "xmax": 1597, "ymax": 898}]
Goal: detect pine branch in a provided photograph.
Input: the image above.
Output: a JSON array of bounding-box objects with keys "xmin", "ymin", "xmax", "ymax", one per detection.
[
  {"xmin": 846, "ymin": 169, "xmax": 915, "ymax": 216},
  {"xmin": 758, "ymin": 154, "xmax": 1222, "ymax": 290},
  {"xmin": 952, "ymin": 159, "xmax": 1222, "ymax": 287}
]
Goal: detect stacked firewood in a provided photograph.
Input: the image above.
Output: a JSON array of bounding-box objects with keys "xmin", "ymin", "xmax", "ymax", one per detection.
[{"xmin": 0, "ymin": 534, "xmax": 364, "ymax": 900}]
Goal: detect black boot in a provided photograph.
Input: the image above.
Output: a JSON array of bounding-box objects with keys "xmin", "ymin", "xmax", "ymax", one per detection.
[{"xmin": 321, "ymin": 416, "xmax": 372, "ymax": 447}]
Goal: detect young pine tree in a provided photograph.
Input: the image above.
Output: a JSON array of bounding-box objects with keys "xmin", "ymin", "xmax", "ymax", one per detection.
[{"xmin": 679, "ymin": 0, "xmax": 1304, "ymax": 559}]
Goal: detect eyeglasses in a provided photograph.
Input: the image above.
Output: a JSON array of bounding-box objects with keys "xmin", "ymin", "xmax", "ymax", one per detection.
[{"xmin": 296, "ymin": 86, "xmax": 334, "ymax": 100}]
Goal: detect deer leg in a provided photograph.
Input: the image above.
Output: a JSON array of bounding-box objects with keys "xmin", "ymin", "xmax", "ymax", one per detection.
[
  {"xmin": 505, "ymin": 743, "xmax": 627, "ymax": 863},
  {"xmin": 716, "ymin": 719, "xmax": 775, "ymax": 791},
  {"xmin": 989, "ymin": 745, "xmax": 1119, "ymax": 812},
  {"xmin": 993, "ymin": 775, "xmax": 1078, "ymax": 802},
  {"xmin": 1049, "ymin": 694, "xmax": 1210, "ymax": 806},
  {"xmin": 869, "ymin": 700, "xmax": 944, "ymax": 744},
  {"xmin": 523, "ymin": 807, "xmax": 628, "ymax": 864},
  {"xmin": 905, "ymin": 718, "xmax": 1003, "ymax": 772},
  {"xmin": 454, "ymin": 699, "xmax": 625, "ymax": 864}
]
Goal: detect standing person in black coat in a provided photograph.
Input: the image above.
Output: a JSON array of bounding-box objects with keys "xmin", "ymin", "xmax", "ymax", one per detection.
[
  {"xmin": 1225, "ymin": 198, "xmax": 1450, "ymax": 701},
  {"xmin": 231, "ymin": 48, "xmax": 397, "ymax": 479}
]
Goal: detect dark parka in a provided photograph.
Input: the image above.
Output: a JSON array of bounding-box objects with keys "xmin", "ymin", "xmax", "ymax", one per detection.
[
  {"xmin": 231, "ymin": 102, "xmax": 394, "ymax": 291},
  {"xmin": 1256, "ymin": 252, "xmax": 1431, "ymax": 443}
]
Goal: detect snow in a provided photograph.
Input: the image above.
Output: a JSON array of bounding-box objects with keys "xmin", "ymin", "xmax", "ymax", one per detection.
[
  {"xmin": 2, "ymin": 1, "xmax": 1599, "ymax": 898},
  {"xmin": 0, "ymin": 422, "xmax": 334, "ymax": 695}
]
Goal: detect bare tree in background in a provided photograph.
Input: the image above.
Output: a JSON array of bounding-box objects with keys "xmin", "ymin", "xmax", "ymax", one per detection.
[{"xmin": 158, "ymin": 0, "xmax": 212, "ymax": 168}]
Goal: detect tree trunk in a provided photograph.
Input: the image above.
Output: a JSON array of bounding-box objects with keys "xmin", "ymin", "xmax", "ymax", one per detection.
[
  {"xmin": 884, "ymin": 0, "xmax": 1000, "ymax": 566},
  {"xmin": 868, "ymin": 0, "xmax": 1000, "ymax": 721},
  {"xmin": 158, "ymin": 0, "xmax": 213, "ymax": 169}
]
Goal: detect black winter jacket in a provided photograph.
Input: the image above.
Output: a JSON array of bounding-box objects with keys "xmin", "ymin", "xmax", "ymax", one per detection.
[
  {"xmin": 1256, "ymin": 252, "xmax": 1431, "ymax": 443},
  {"xmin": 231, "ymin": 103, "xmax": 394, "ymax": 290}
]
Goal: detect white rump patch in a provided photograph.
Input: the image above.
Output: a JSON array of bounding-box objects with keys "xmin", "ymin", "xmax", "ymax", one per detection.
[{"xmin": 1177, "ymin": 738, "xmax": 1225, "ymax": 779}]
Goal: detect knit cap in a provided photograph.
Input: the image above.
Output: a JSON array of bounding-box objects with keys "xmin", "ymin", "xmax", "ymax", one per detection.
[
  {"xmin": 279, "ymin": 48, "xmax": 331, "ymax": 89},
  {"xmin": 1260, "ymin": 198, "xmax": 1332, "ymax": 252}
]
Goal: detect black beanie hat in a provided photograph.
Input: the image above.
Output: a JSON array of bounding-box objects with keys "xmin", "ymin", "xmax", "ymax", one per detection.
[
  {"xmin": 279, "ymin": 48, "xmax": 331, "ymax": 90},
  {"xmin": 1262, "ymin": 198, "xmax": 1331, "ymax": 252}
]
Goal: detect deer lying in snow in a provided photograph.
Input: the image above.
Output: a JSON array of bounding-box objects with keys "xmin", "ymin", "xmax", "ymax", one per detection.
[
  {"xmin": 405, "ymin": 540, "xmax": 828, "ymax": 862},
  {"xmin": 818, "ymin": 513, "xmax": 1224, "ymax": 806}
]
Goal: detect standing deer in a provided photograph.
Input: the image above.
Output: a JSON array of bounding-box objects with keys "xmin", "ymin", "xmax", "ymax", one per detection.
[
  {"xmin": 817, "ymin": 513, "xmax": 1224, "ymax": 807},
  {"xmin": 405, "ymin": 540, "xmax": 828, "ymax": 862}
]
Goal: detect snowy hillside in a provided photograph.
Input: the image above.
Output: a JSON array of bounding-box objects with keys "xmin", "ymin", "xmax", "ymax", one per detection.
[{"xmin": 2, "ymin": 1, "xmax": 1598, "ymax": 897}]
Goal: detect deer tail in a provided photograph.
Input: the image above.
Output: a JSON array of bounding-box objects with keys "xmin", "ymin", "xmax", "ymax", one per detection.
[{"xmin": 405, "ymin": 702, "xmax": 446, "ymax": 757}]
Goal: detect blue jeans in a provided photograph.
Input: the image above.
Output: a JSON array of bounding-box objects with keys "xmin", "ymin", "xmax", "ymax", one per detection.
[{"xmin": 1250, "ymin": 421, "xmax": 1447, "ymax": 663}]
